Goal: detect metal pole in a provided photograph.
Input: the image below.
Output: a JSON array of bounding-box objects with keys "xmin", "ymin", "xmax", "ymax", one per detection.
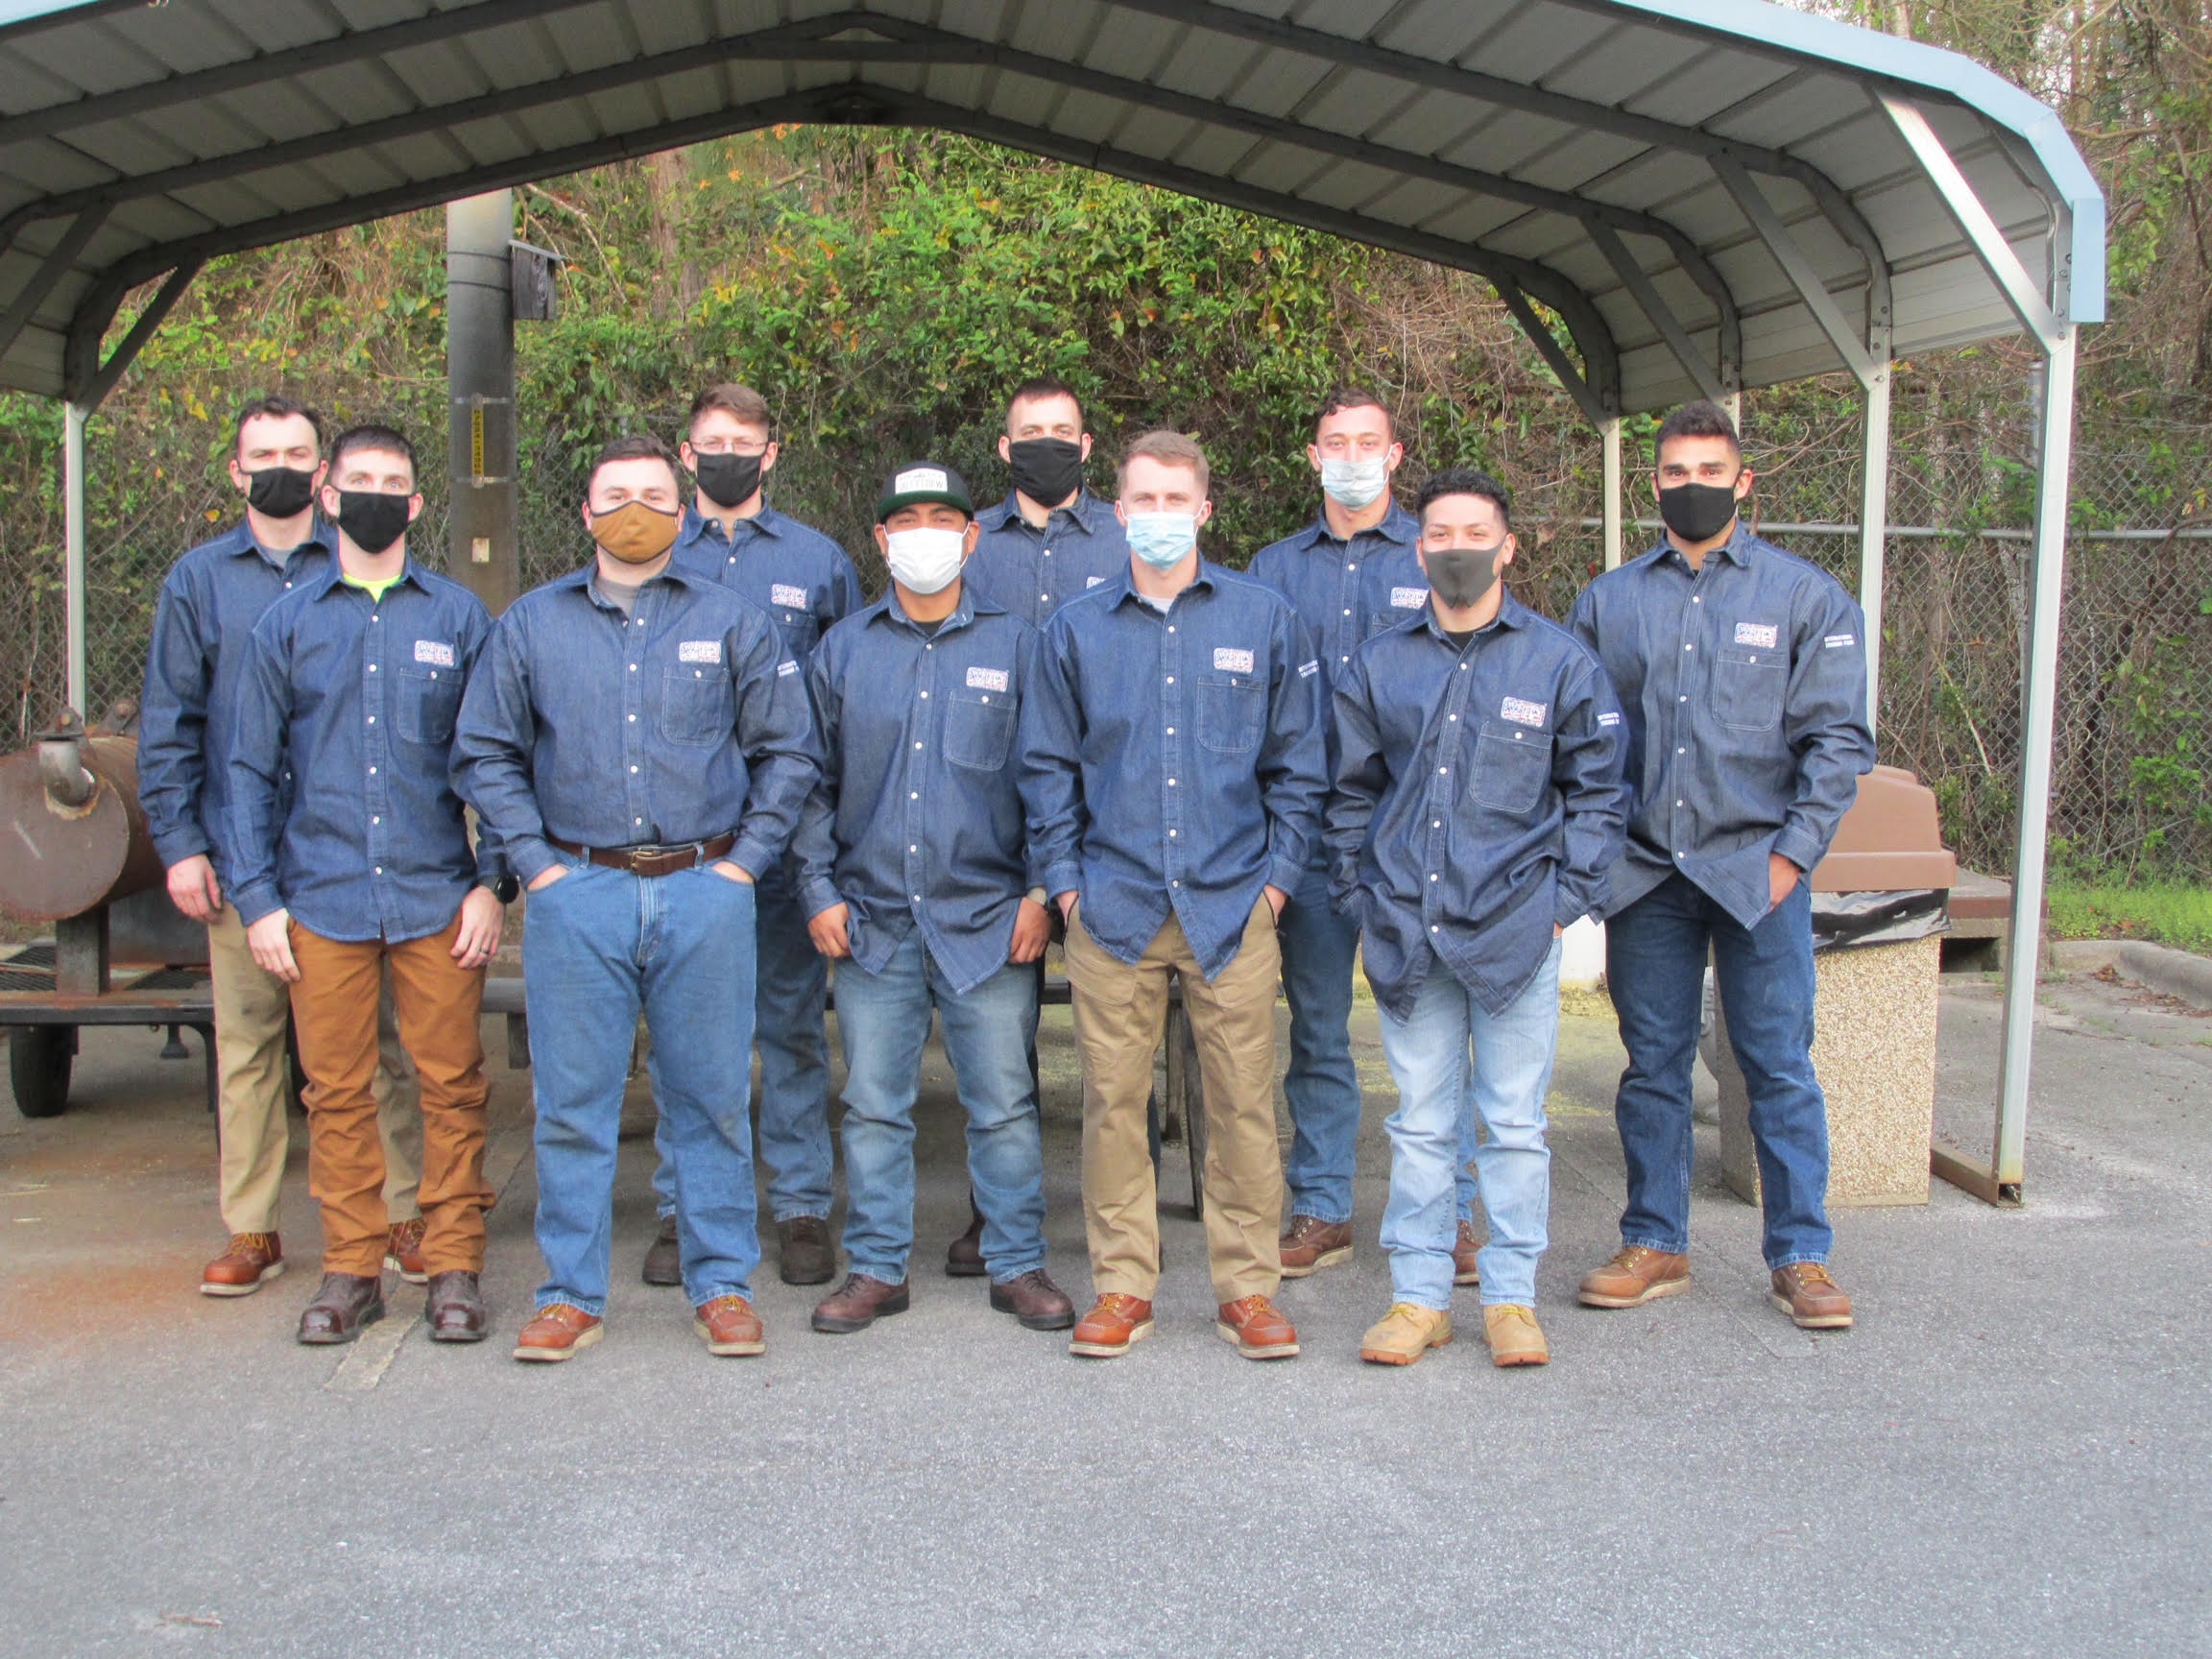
[
  {"xmin": 63, "ymin": 398, "xmax": 86, "ymax": 716},
  {"xmin": 1992, "ymin": 325, "xmax": 2076, "ymax": 1195},
  {"xmin": 1600, "ymin": 416, "xmax": 1624, "ymax": 569},
  {"xmin": 446, "ymin": 191, "xmax": 519, "ymax": 614},
  {"xmin": 1857, "ymin": 359, "xmax": 1891, "ymax": 741}
]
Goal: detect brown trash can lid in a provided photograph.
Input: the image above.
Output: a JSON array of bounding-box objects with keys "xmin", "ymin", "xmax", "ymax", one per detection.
[{"xmin": 1811, "ymin": 764, "xmax": 1960, "ymax": 893}]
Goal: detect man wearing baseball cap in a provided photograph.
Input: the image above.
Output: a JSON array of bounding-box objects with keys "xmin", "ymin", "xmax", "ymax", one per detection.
[{"xmin": 795, "ymin": 463, "xmax": 1071, "ymax": 1335}]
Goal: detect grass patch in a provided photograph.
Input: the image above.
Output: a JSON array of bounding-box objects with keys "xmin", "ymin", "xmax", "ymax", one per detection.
[{"xmin": 2046, "ymin": 883, "xmax": 2212, "ymax": 954}]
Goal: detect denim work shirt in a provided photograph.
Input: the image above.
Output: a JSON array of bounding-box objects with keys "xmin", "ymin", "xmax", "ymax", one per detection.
[
  {"xmin": 965, "ymin": 489, "xmax": 1130, "ymax": 628},
  {"xmin": 1029, "ymin": 563, "xmax": 1327, "ymax": 980},
  {"xmin": 226, "ymin": 560, "xmax": 503, "ymax": 944},
  {"xmin": 795, "ymin": 589, "xmax": 1047, "ymax": 995},
  {"xmin": 670, "ymin": 503, "xmax": 864, "ymax": 664},
  {"xmin": 138, "ymin": 519, "xmax": 337, "ymax": 877},
  {"xmin": 1328, "ymin": 594, "xmax": 1627, "ymax": 1021},
  {"xmin": 451, "ymin": 561, "xmax": 819, "ymax": 887},
  {"xmin": 1568, "ymin": 525, "xmax": 1874, "ymax": 931}
]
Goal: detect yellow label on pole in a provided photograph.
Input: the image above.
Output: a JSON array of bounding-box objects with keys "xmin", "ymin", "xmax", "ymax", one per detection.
[{"xmin": 470, "ymin": 403, "xmax": 485, "ymax": 480}]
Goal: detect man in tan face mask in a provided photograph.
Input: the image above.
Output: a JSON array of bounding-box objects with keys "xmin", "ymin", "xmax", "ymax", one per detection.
[{"xmin": 452, "ymin": 434, "xmax": 822, "ymax": 1363}]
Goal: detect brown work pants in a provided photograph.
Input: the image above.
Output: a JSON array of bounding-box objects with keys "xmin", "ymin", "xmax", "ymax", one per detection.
[
  {"xmin": 206, "ymin": 902, "xmax": 420, "ymax": 1237},
  {"xmin": 287, "ymin": 914, "xmax": 492, "ymax": 1279},
  {"xmin": 1065, "ymin": 899, "xmax": 1284, "ymax": 1305}
]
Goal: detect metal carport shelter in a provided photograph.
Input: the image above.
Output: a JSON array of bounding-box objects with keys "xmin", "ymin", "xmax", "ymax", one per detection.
[{"xmin": 0, "ymin": 0, "xmax": 2102, "ymax": 1202}]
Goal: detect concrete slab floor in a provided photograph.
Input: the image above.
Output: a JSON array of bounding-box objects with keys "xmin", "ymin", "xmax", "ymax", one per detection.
[{"xmin": 0, "ymin": 974, "xmax": 2205, "ymax": 1658}]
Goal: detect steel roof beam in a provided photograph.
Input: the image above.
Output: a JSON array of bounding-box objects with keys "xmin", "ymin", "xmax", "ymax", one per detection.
[
  {"xmin": 1494, "ymin": 276, "xmax": 1611, "ymax": 425},
  {"xmin": 1588, "ymin": 220, "xmax": 1728, "ymax": 403},
  {"xmin": 0, "ymin": 197, "xmax": 103, "ymax": 358},
  {"xmin": 1710, "ymin": 153, "xmax": 1877, "ymax": 385},
  {"xmin": 60, "ymin": 252, "xmax": 197, "ymax": 408}
]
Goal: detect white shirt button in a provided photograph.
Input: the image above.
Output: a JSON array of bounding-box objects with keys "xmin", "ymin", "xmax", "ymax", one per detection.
[
  {"xmin": 910, "ymin": 791, "xmax": 918, "ymax": 799},
  {"xmin": 366, "ymin": 715, "xmax": 375, "ymax": 724},
  {"xmin": 1430, "ymin": 873, "xmax": 1438, "ymax": 881},
  {"xmin": 920, "ymin": 691, "xmax": 928, "ymax": 699},
  {"xmin": 1438, "ymin": 766, "xmax": 1448, "ymax": 775},
  {"xmin": 636, "ymin": 817, "xmax": 643, "ymax": 825},
  {"xmin": 630, "ymin": 765, "xmax": 638, "ymax": 774},
  {"xmin": 1693, "ymin": 595, "xmax": 1702, "ymax": 604},
  {"xmin": 1431, "ymin": 820, "xmax": 1440, "ymax": 829},
  {"xmin": 1167, "ymin": 626, "xmax": 1175, "ymax": 634},
  {"xmin": 373, "ymin": 866, "xmax": 382, "ymax": 875},
  {"xmin": 372, "ymin": 815, "xmax": 380, "ymax": 825},
  {"xmin": 914, "ymin": 742, "xmax": 924, "ymax": 750},
  {"xmin": 1169, "ymin": 830, "xmax": 1177, "ymax": 837},
  {"xmin": 368, "ymin": 766, "xmax": 376, "ymax": 775},
  {"xmin": 1448, "ymin": 714, "xmax": 1456, "ymax": 722},
  {"xmin": 1684, "ymin": 643, "xmax": 1694, "ymax": 651},
  {"xmin": 628, "ymin": 713, "xmax": 637, "ymax": 722},
  {"xmin": 910, "ymin": 845, "xmax": 918, "ymax": 853},
  {"xmin": 1167, "ymin": 779, "xmax": 1177, "ymax": 786},
  {"xmin": 629, "ymin": 663, "xmax": 637, "ymax": 671},
  {"xmin": 370, "ymin": 663, "xmax": 377, "ymax": 672},
  {"xmin": 1166, "ymin": 677, "xmax": 1174, "ymax": 685},
  {"xmin": 1678, "ymin": 747, "xmax": 1687, "ymax": 755}
]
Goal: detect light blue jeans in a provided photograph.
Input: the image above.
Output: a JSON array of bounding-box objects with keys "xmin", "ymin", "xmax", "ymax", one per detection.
[
  {"xmin": 522, "ymin": 855, "xmax": 760, "ymax": 1315},
  {"xmin": 1377, "ymin": 941, "xmax": 1560, "ymax": 1310},
  {"xmin": 830, "ymin": 929, "xmax": 1047, "ymax": 1285},
  {"xmin": 652, "ymin": 864, "xmax": 832, "ymax": 1225}
]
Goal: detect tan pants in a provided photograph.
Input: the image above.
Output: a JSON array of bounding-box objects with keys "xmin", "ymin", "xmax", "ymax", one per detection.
[
  {"xmin": 207, "ymin": 903, "xmax": 421, "ymax": 1237},
  {"xmin": 1065, "ymin": 899, "xmax": 1284, "ymax": 1305},
  {"xmin": 287, "ymin": 915, "xmax": 493, "ymax": 1278}
]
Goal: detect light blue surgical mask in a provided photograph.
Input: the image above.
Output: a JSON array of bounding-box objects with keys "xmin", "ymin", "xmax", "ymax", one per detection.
[
  {"xmin": 1125, "ymin": 511, "xmax": 1198, "ymax": 569},
  {"xmin": 1320, "ymin": 455, "xmax": 1390, "ymax": 511}
]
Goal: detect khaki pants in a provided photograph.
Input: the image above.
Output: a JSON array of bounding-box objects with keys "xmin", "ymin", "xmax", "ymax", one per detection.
[
  {"xmin": 287, "ymin": 915, "xmax": 493, "ymax": 1278},
  {"xmin": 1066, "ymin": 899, "xmax": 1284, "ymax": 1305},
  {"xmin": 206, "ymin": 903, "xmax": 421, "ymax": 1238}
]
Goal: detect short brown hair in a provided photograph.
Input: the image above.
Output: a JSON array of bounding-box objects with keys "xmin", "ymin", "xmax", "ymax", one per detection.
[
  {"xmin": 1118, "ymin": 429, "xmax": 1209, "ymax": 498},
  {"xmin": 1007, "ymin": 375, "xmax": 1085, "ymax": 429},
  {"xmin": 328, "ymin": 422, "xmax": 415, "ymax": 478},
  {"xmin": 587, "ymin": 433, "xmax": 682, "ymax": 493},
  {"xmin": 1654, "ymin": 399, "xmax": 1743, "ymax": 463},
  {"xmin": 1313, "ymin": 385, "xmax": 1393, "ymax": 441},
  {"xmin": 234, "ymin": 396, "xmax": 323, "ymax": 456},
  {"xmin": 688, "ymin": 382, "xmax": 774, "ymax": 438}
]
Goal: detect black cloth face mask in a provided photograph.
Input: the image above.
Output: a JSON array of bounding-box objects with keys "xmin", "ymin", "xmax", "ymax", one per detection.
[
  {"xmin": 1425, "ymin": 540, "xmax": 1505, "ymax": 611},
  {"xmin": 1658, "ymin": 479, "xmax": 1743, "ymax": 543},
  {"xmin": 331, "ymin": 490, "xmax": 412, "ymax": 556},
  {"xmin": 694, "ymin": 451, "xmax": 763, "ymax": 511},
  {"xmin": 245, "ymin": 466, "xmax": 318, "ymax": 519},
  {"xmin": 1007, "ymin": 437, "xmax": 1085, "ymax": 507}
]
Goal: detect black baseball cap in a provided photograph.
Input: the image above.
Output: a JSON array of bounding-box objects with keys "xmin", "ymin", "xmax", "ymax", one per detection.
[{"xmin": 876, "ymin": 460, "xmax": 974, "ymax": 523}]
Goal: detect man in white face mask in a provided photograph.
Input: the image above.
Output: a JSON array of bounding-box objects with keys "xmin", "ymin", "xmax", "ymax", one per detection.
[{"xmin": 794, "ymin": 463, "xmax": 1072, "ymax": 1337}]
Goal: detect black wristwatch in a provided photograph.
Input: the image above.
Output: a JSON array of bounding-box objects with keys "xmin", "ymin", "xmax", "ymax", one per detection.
[{"xmin": 484, "ymin": 874, "xmax": 521, "ymax": 904}]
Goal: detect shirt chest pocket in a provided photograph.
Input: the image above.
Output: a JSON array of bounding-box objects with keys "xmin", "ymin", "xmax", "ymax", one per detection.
[
  {"xmin": 777, "ymin": 612, "xmax": 820, "ymax": 661},
  {"xmin": 1713, "ymin": 646, "xmax": 1786, "ymax": 732},
  {"xmin": 661, "ymin": 664, "xmax": 734, "ymax": 747},
  {"xmin": 1196, "ymin": 673, "xmax": 1264, "ymax": 755},
  {"xmin": 945, "ymin": 690, "xmax": 1018, "ymax": 772},
  {"xmin": 393, "ymin": 663, "xmax": 462, "ymax": 747},
  {"xmin": 1473, "ymin": 719, "xmax": 1551, "ymax": 814}
]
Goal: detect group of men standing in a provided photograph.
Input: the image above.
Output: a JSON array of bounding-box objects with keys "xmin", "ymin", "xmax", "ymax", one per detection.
[{"xmin": 141, "ymin": 372, "xmax": 1871, "ymax": 1367}]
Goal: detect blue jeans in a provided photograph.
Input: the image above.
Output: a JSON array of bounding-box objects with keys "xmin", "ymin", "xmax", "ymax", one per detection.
[
  {"xmin": 1376, "ymin": 943, "xmax": 1559, "ymax": 1310},
  {"xmin": 830, "ymin": 930, "xmax": 1047, "ymax": 1284},
  {"xmin": 653, "ymin": 865, "xmax": 831, "ymax": 1225},
  {"xmin": 1606, "ymin": 873, "xmax": 1830, "ymax": 1269},
  {"xmin": 523, "ymin": 856, "xmax": 760, "ymax": 1314}
]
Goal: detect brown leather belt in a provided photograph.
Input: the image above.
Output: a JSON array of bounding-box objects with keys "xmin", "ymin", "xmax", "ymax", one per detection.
[{"xmin": 546, "ymin": 831, "xmax": 735, "ymax": 878}]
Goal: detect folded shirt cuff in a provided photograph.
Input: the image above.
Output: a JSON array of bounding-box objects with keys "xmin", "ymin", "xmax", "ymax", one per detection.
[
  {"xmin": 229, "ymin": 879, "xmax": 282, "ymax": 928},
  {"xmin": 509, "ymin": 836, "xmax": 558, "ymax": 886},
  {"xmin": 729, "ymin": 834, "xmax": 780, "ymax": 883},
  {"xmin": 800, "ymin": 877, "xmax": 844, "ymax": 920},
  {"xmin": 153, "ymin": 830, "xmax": 212, "ymax": 868},
  {"xmin": 1044, "ymin": 860, "xmax": 1082, "ymax": 903},
  {"xmin": 1770, "ymin": 827, "xmax": 1825, "ymax": 878}
]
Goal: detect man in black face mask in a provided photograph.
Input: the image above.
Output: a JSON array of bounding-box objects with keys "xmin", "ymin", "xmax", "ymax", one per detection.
[
  {"xmin": 966, "ymin": 376, "xmax": 1129, "ymax": 631},
  {"xmin": 139, "ymin": 397, "xmax": 428, "ymax": 1302},
  {"xmin": 1567, "ymin": 400, "xmax": 1873, "ymax": 1332}
]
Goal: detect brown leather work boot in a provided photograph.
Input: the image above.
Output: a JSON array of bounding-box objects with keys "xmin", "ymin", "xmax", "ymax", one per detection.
[
  {"xmin": 201, "ymin": 1232, "xmax": 284, "ymax": 1297},
  {"xmin": 778, "ymin": 1216, "xmax": 836, "ymax": 1286},
  {"xmin": 1359, "ymin": 1303, "xmax": 1453, "ymax": 1366},
  {"xmin": 1769, "ymin": 1263, "xmax": 1854, "ymax": 1329},
  {"xmin": 641, "ymin": 1215, "xmax": 682, "ymax": 1286},
  {"xmin": 1453, "ymin": 1220, "xmax": 1482, "ymax": 1287},
  {"xmin": 1216, "ymin": 1294, "xmax": 1300, "ymax": 1360},
  {"xmin": 810, "ymin": 1273, "xmax": 910, "ymax": 1334},
  {"xmin": 1069, "ymin": 1293, "xmax": 1154, "ymax": 1358},
  {"xmin": 1577, "ymin": 1246, "xmax": 1692, "ymax": 1309},
  {"xmin": 425, "ymin": 1270, "xmax": 487, "ymax": 1344},
  {"xmin": 297, "ymin": 1272, "xmax": 384, "ymax": 1345},
  {"xmin": 384, "ymin": 1218, "xmax": 428, "ymax": 1285},
  {"xmin": 989, "ymin": 1268, "xmax": 1075, "ymax": 1331},
  {"xmin": 514, "ymin": 1302, "xmax": 603, "ymax": 1362},
  {"xmin": 1278, "ymin": 1214, "xmax": 1353, "ymax": 1279},
  {"xmin": 1483, "ymin": 1304, "xmax": 1550, "ymax": 1367},
  {"xmin": 695, "ymin": 1293, "xmax": 767, "ymax": 1357},
  {"xmin": 945, "ymin": 1201, "xmax": 987, "ymax": 1278}
]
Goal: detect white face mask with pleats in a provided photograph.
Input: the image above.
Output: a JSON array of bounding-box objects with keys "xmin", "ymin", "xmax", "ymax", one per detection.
[{"xmin": 886, "ymin": 526, "xmax": 967, "ymax": 594}]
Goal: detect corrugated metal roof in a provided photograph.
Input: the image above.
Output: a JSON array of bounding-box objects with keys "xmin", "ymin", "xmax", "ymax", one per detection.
[{"xmin": 0, "ymin": 0, "xmax": 2103, "ymax": 410}]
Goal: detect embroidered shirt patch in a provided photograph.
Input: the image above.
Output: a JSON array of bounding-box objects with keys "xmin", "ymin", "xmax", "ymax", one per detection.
[
  {"xmin": 1500, "ymin": 696, "xmax": 1549, "ymax": 728},
  {"xmin": 770, "ymin": 583, "xmax": 808, "ymax": 610},
  {"xmin": 678, "ymin": 640, "xmax": 722, "ymax": 664},
  {"xmin": 1824, "ymin": 633, "xmax": 1857, "ymax": 649},
  {"xmin": 1297, "ymin": 660, "xmax": 1320, "ymax": 679},
  {"xmin": 1598, "ymin": 710, "xmax": 1623, "ymax": 727},
  {"xmin": 1734, "ymin": 621, "xmax": 1779, "ymax": 649},
  {"xmin": 777, "ymin": 660, "xmax": 797, "ymax": 677},
  {"xmin": 1390, "ymin": 586, "xmax": 1429, "ymax": 609},
  {"xmin": 412, "ymin": 639, "xmax": 455, "ymax": 668},
  {"xmin": 1086, "ymin": 575, "xmax": 1107, "ymax": 588},
  {"xmin": 1213, "ymin": 648, "xmax": 1256, "ymax": 674},
  {"xmin": 966, "ymin": 666, "xmax": 1010, "ymax": 692}
]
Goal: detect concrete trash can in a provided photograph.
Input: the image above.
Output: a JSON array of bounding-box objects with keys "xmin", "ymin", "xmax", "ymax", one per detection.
[{"xmin": 1712, "ymin": 765, "xmax": 1958, "ymax": 1208}]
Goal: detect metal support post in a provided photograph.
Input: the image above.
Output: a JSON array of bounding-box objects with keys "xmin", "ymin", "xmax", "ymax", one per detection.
[
  {"xmin": 1600, "ymin": 417, "xmax": 1624, "ymax": 569},
  {"xmin": 1858, "ymin": 360, "xmax": 1892, "ymax": 740},
  {"xmin": 446, "ymin": 191, "xmax": 520, "ymax": 614},
  {"xmin": 63, "ymin": 398, "xmax": 86, "ymax": 716}
]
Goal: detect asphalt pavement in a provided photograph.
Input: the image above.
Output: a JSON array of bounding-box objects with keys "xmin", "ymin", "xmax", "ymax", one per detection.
[{"xmin": 0, "ymin": 968, "xmax": 2205, "ymax": 1657}]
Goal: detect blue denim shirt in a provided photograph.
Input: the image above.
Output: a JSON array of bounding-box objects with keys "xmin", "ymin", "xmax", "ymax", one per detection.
[
  {"xmin": 795, "ymin": 589, "xmax": 1046, "ymax": 996},
  {"xmin": 226, "ymin": 560, "xmax": 503, "ymax": 943},
  {"xmin": 1029, "ymin": 562, "xmax": 1327, "ymax": 980},
  {"xmin": 451, "ymin": 561, "xmax": 819, "ymax": 887},
  {"xmin": 1568, "ymin": 525, "xmax": 1874, "ymax": 930},
  {"xmin": 965, "ymin": 489, "xmax": 1129, "ymax": 628},
  {"xmin": 138, "ymin": 518, "xmax": 336, "ymax": 878},
  {"xmin": 1328, "ymin": 594, "xmax": 1627, "ymax": 1021},
  {"xmin": 669, "ymin": 502, "xmax": 863, "ymax": 665}
]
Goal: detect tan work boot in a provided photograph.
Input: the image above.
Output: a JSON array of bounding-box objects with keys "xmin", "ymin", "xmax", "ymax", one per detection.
[
  {"xmin": 1769, "ymin": 1263, "xmax": 1854, "ymax": 1329},
  {"xmin": 1576, "ymin": 1245, "xmax": 1692, "ymax": 1309},
  {"xmin": 1482, "ymin": 1304, "xmax": 1550, "ymax": 1367},
  {"xmin": 1358, "ymin": 1303, "xmax": 1453, "ymax": 1366}
]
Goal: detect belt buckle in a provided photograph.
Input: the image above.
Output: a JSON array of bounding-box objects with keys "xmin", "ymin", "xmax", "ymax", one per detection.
[{"xmin": 626, "ymin": 845, "xmax": 661, "ymax": 873}]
